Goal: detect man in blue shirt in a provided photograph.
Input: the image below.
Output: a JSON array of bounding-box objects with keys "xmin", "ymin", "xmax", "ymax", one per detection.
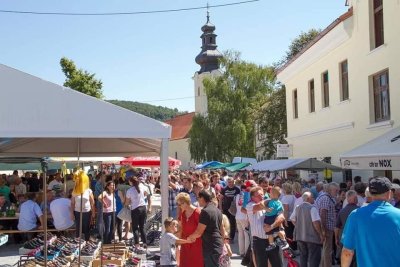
[
  {"xmin": 341, "ymin": 177, "xmax": 400, "ymax": 267},
  {"xmin": 18, "ymin": 192, "xmax": 44, "ymax": 231}
]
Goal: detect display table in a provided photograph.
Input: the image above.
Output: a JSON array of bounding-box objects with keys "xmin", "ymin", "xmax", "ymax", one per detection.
[{"xmin": 0, "ymin": 213, "xmax": 52, "ymax": 221}]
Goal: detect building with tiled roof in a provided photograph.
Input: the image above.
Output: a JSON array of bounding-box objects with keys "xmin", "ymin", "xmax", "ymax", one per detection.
[
  {"xmin": 165, "ymin": 112, "xmax": 195, "ymax": 141},
  {"xmin": 165, "ymin": 113, "xmax": 195, "ymax": 169}
]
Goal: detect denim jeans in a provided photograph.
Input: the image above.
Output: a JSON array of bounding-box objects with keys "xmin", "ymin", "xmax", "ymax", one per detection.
[
  {"xmin": 103, "ymin": 212, "xmax": 115, "ymax": 244},
  {"xmin": 96, "ymin": 201, "xmax": 103, "ymax": 238},
  {"xmin": 168, "ymin": 207, "xmax": 177, "ymax": 219},
  {"xmin": 297, "ymin": 241, "xmax": 322, "ymax": 267}
]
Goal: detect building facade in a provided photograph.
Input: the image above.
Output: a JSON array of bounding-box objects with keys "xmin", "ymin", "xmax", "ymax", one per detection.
[{"xmin": 277, "ymin": 0, "xmax": 400, "ymax": 181}]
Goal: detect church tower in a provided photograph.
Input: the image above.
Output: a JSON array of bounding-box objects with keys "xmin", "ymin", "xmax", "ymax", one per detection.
[{"xmin": 194, "ymin": 8, "xmax": 223, "ymax": 115}]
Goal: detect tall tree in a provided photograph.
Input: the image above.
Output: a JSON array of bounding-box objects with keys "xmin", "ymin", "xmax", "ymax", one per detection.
[
  {"xmin": 189, "ymin": 52, "xmax": 276, "ymax": 162},
  {"xmin": 60, "ymin": 57, "xmax": 103, "ymax": 99},
  {"xmin": 275, "ymin": 28, "xmax": 321, "ymax": 68},
  {"xmin": 257, "ymin": 86, "xmax": 287, "ymax": 158}
]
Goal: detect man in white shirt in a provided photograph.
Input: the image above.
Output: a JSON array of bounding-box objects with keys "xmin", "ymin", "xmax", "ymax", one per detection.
[
  {"xmin": 50, "ymin": 190, "xmax": 74, "ymax": 231},
  {"xmin": 48, "ymin": 173, "xmax": 63, "ymax": 191},
  {"xmin": 13, "ymin": 177, "xmax": 27, "ymax": 196},
  {"xmin": 291, "ymin": 192, "xmax": 324, "ymax": 267},
  {"xmin": 246, "ymin": 186, "xmax": 284, "ymax": 267}
]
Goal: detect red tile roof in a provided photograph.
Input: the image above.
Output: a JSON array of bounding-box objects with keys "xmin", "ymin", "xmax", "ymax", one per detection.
[
  {"xmin": 277, "ymin": 7, "xmax": 353, "ymax": 75},
  {"xmin": 165, "ymin": 112, "xmax": 195, "ymax": 140}
]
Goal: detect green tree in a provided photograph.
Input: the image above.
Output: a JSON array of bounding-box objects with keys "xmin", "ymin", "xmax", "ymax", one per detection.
[
  {"xmin": 189, "ymin": 52, "xmax": 276, "ymax": 162},
  {"xmin": 257, "ymin": 86, "xmax": 287, "ymax": 158},
  {"xmin": 60, "ymin": 57, "xmax": 103, "ymax": 99},
  {"xmin": 107, "ymin": 100, "xmax": 186, "ymax": 121},
  {"xmin": 276, "ymin": 28, "xmax": 321, "ymax": 68}
]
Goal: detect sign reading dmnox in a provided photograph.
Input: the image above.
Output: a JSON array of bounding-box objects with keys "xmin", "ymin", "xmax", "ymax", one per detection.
[{"xmin": 341, "ymin": 157, "xmax": 400, "ymax": 170}]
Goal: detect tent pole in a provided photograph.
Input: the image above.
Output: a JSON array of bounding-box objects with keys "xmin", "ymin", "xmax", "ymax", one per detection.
[
  {"xmin": 160, "ymin": 138, "xmax": 169, "ymax": 227},
  {"xmin": 113, "ymin": 183, "xmax": 116, "ymax": 250},
  {"xmin": 42, "ymin": 159, "xmax": 48, "ymax": 267},
  {"xmin": 77, "ymin": 139, "xmax": 83, "ymax": 267}
]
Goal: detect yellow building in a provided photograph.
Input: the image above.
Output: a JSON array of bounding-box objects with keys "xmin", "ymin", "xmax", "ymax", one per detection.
[{"xmin": 277, "ymin": 0, "xmax": 400, "ymax": 181}]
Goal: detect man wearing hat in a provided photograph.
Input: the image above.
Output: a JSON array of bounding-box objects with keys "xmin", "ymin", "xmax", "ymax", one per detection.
[{"xmin": 341, "ymin": 177, "xmax": 400, "ymax": 267}]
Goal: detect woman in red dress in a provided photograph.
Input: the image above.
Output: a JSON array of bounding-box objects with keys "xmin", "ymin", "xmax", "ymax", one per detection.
[{"xmin": 176, "ymin": 192, "xmax": 204, "ymax": 267}]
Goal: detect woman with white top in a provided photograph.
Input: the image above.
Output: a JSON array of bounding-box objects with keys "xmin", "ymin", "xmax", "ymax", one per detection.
[
  {"xmin": 281, "ymin": 182, "xmax": 297, "ymax": 250},
  {"xmin": 235, "ymin": 185, "xmax": 250, "ymax": 257},
  {"xmin": 70, "ymin": 186, "xmax": 95, "ymax": 241},
  {"xmin": 125, "ymin": 177, "xmax": 149, "ymax": 250},
  {"xmin": 99, "ymin": 181, "xmax": 116, "ymax": 244}
]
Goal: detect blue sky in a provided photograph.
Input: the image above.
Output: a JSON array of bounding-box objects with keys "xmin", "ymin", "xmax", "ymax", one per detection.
[{"xmin": 0, "ymin": 0, "xmax": 348, "ymax": 112}]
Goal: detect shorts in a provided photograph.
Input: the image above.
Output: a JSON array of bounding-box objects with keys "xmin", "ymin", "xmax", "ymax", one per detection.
[{"xmin": 264, "ymin": 214, "xmax": 283, "ymax": 235}]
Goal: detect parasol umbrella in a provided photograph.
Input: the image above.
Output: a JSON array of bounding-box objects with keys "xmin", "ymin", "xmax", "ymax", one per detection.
[{"xmin": 120, "ymin": 156, "xmax": 181, "ymax": 168}]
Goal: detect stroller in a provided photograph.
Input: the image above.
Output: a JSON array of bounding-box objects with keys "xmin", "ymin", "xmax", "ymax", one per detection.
[
  {"xmin": 144, "ymin": 209, "xmax": 162, "ymax": 246},
  {"xmin": 283, "ymin": 238, "xmax": 300, "ymax": 267}
]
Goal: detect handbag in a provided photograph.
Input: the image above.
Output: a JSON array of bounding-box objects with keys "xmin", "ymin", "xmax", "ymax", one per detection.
[
  {"xmin": 228, "ymin": 195, "xmax": 237, "ymax": 216},
  {"xmin": 117, "ymin": 206, "xmax": 132, "ymax": 222}
]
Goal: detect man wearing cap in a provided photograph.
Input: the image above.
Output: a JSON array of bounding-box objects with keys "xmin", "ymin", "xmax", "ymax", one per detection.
[{"xmin": 341, "ymin": 177, "xmax": 400, "ymax": 267}]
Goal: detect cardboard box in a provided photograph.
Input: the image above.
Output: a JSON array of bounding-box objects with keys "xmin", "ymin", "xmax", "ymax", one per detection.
[{"xmin": 92, "ymin": 259, "xmax": 123, "ymax": 267}]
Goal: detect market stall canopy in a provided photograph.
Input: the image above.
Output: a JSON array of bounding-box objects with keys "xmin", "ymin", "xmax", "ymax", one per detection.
[
  {"xmin": 195, "ymin": 161, "xmax": 223, "ymax": 169},
  {"xmin": 120, "ymin": 156, "xmax": 181, "ymax": 167},
  {"xmin": 0, "ymin": 64, "xmax": 171, "ymax": 157},
  {"xmin": 340, "ymin": 126, "xmax": 400, "ymax": 170},
  {"xmin": 208, "ymin": 162, "xmax": 251, "ymax": 172},
  {"xmin": 250, "ymin": 158, "xmax": 342, "ymax": 172}
]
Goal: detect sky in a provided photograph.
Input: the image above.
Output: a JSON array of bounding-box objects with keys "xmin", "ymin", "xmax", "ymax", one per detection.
[{"xmin": 0, "ymin": 0, "xmax": 348, "ymax": 112}]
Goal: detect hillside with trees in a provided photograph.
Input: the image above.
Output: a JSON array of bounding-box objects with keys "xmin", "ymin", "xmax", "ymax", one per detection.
[{"xmin": 107, "ymin": 100, "xmax": 186, "ymax": 121}]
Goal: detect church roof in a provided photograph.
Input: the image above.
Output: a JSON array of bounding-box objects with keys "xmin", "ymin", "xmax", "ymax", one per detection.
[{"xmin": 164, "ymin": 112, "xmax": 195, "ymax": 140}]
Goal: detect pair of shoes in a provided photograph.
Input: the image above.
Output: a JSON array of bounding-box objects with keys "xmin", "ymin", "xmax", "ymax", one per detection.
[
  {"xmin": 275, "ymin": 238, "xmax": 289, "ymax": 250},
  {"xmin": 266, "ymin": 243, "xmax": 277, "ymax": 251},
  {"xmin": 134, "ymin": 247, "xmax": 147, "ymax": 254}
]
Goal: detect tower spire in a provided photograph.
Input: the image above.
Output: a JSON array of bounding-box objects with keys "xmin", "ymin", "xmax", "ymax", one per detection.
[
  {"xmin": 206, "ymin": 2, "xmax": 210, "ymax": 23},
  {"xmin": 194, "ymin": 4, "xmax": 223, "ymax": 74}
]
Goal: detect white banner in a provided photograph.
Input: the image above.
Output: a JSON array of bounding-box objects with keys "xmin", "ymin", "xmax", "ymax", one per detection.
[
  {"xmin": 276, "ymin": 144, "xmax": 293, "ymax": 158},
  {"xmin": 341, "ymin": 156, "xmax": 400, "ymax": 170}
]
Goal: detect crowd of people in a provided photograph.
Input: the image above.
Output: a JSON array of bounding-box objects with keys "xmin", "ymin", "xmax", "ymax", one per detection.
[
  {"xmin": 1, "ymin": 168, "xmax": 400, "ymax": 267},
  {"xmin": 160, "ymin": 171, "xmax": 400, "ymax": 267}
]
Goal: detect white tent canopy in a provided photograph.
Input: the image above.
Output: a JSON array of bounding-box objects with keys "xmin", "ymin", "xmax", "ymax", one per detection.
[
  {"xmin": 250, "ymin": 158, "xmax": 342, "ymax": 171},
  {"xmin": 340, "ymin": 126, "xmax": 400, "ymax": 170},
  {"xmin": 0, "ymin": 64, "xmax": 171, "ymax": 157},
  {"xmin": 0, "ymin": 64, "xmax": 171, "ymax": 237}
]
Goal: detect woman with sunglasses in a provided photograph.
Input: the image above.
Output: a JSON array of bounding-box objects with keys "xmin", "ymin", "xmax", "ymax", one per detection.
[{"xmin": 176, "ymin": 192, "xmax": 203, "ymax": 267}]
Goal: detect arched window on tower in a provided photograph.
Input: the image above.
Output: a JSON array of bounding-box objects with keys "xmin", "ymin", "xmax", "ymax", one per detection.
[
  {"xmin": 198, "ymin": 87, "xmax": 200, "ymax": 96},
  {"xmin": 209, "ymin": 37, "xmax": 213, "ymax": 43}
]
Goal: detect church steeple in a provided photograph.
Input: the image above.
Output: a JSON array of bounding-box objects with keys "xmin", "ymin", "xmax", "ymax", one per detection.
[{"xmin": 195, "ymin": 6, "xmax": 223, "ymax": 74}]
